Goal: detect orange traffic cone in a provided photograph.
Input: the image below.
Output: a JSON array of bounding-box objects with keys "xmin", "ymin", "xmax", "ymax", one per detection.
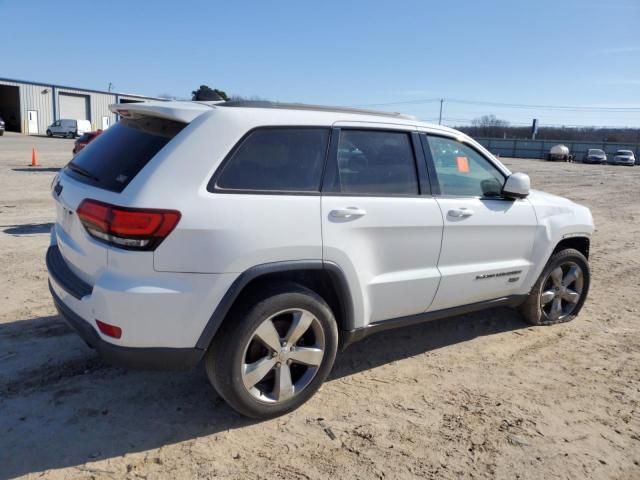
[{"xmin": 30, "ymin": 147, "xmax": 39, "ymax": 167}]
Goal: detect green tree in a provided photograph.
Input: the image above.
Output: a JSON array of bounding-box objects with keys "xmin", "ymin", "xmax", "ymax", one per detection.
[{"xmin": 191, "ymin": 85, "xmax": 229, "ymax": 101}]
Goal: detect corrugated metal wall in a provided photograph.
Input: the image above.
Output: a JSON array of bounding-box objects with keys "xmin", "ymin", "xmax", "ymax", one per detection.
[
  {"xmin": 91, "ymin": 92, "xmax": 118, "ymax": 130},
  {"xmin": 0, "ymin": 78, "xmax": 159, "ymax": 134},
  {"xmin": 0, "ymin": 79, "xmax": 54, "ymax": 134}
]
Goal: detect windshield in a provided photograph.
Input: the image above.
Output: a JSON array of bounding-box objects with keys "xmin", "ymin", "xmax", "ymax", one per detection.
[
  {"xmin": 588, "ymin": 149, "xmax": 604, "ymax": 155},
  {"xmin": 616, "ymin": 150, "xmax": 633, "ymax": 155},
  {"xmin": 65, "ymin": 116, "xmax": 186, "ymax": 192}
]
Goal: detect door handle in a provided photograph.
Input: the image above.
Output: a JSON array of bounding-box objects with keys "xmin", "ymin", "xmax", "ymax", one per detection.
[
  {"xmin": 330, "ymin": 207, "xmax": 367, "ymax": 218},
  {"xmin": 448, "ymin": 208, "xmax": 474, "ymax": 218}
]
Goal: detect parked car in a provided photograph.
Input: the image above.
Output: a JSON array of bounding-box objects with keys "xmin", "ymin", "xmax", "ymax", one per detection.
[
  {"xmin": 0, "ymin": 115, "xmax": 5, "ymax": 136},
  {"xmin": 609, "ymin": 150, "xmax": 636, "ymax": 166},
  {"xmin": 47, "ymin": 100, "xmax": 594, "ymax": 419},
  {"xmin": 583, "ymin": 148, "xmax": 607, "ymax": 164},
  {"xmin": 547, "ymin": 144, "xmax": 573, "ymax": 162},
  {"xmin": 46, "ymin": 119, "xmax": 91, "ymax": 138},
  {"xmin": 72, "ymin": 130, "xmax": 102, "ymax": 155}
]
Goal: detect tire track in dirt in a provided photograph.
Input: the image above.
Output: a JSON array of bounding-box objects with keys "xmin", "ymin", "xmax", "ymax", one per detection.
[{"xmin": 1, "ymin": 356, "xmax": 122, "ymax": 400}]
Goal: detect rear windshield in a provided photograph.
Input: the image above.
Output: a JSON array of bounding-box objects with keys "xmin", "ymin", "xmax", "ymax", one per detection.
[{"xmin": 65, "ymin": 117, "xmax": 186, "ymax": 192}]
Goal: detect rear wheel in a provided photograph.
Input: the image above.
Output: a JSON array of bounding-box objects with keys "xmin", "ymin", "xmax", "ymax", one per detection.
[
  {"xmin": 520, "ymin": 248, "xmax": 590, "ymax": 325},
  {"xmin": 46, "ymin": 130, "xmax": 52, "ymax": 137},
  {"xmin": 205, "ymin": 284, "xmax": 338, "ymax": 419}
]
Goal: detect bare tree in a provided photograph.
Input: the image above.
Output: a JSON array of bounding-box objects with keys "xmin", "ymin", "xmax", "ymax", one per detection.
[
  {"xmin": 470, "ymin": 115, "xmax": 510, "ymax": 137},
  {"xmin": 457, "ymin": 123, "xmax": 640, "ymax": 143},
  {"xmin": 229, "ymin": 94, "xmax": 267, "ymax": 102}
]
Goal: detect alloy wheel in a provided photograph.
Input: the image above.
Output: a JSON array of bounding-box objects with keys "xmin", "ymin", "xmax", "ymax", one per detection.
[
  {"xmin": 540, "ymin": 261, "xmax": 584, "ymax": 321},
  {"xmin": 241, "ymin": 308, "xmax": 325, "ymax": 403}
]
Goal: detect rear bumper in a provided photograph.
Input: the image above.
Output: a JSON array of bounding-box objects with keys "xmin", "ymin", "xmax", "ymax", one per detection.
[
  {"xmin": 46, "ymin": 244, "xmax": 205, "ymax": 369},
  {"xmin": 50, "ymin": 282, "xmax": 204, "ymax": 369},
  {"xmin": 610, "ymin": 159, "xmax": 635, "ymax": 165}
]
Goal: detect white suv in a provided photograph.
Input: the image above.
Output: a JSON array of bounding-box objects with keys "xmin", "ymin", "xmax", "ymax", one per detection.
[{"xmin": 47, "ymin": 101, "xmax": 593, "ymax": 418}]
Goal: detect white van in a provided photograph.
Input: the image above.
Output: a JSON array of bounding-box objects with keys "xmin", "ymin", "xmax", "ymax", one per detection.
[{"xmin": 46, "ymin": 119, "xmax": 91, "ymax": 138}]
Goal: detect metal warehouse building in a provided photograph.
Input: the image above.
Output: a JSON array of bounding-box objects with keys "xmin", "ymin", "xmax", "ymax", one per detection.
[{"xmin": 0, "ymin": 77, "xmax": 162, "ymax": 135}]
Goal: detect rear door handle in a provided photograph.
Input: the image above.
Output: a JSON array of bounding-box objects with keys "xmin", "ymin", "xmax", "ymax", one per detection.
[
  {"xmin": 448, "ymin": 208, "xmax": 474, "ymax": 218},
  {"xmin": 330, "ymin": 207, "xmax": 367, "ymax": 218}
]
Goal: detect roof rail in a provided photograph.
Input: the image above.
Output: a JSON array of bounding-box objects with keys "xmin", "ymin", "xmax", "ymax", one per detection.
[{"xmin": 218, "ymin": 100, "xmax": 416, "ymax": 120}]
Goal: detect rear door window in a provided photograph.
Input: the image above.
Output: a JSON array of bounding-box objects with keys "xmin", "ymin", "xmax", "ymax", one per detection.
[
  {"xmin": 211, "ymin": 128, "xmax": 330, "ymax": 193},
  {"xmin": 324, "ymin": 129, "xmax": 419, "ymax": 195},
  {"xmin": 65, "ymin": 117, "xmax": 185, "ymax": 193}
]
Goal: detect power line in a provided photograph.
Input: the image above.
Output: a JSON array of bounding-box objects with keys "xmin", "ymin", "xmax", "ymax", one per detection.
[
  {"xmin": 351, "ymin": 97, "xmax": 640, "ymax": 112},
  {"xmin": 447, "ymin": 98, "xmax": 640, "ymax": 112},
  {"xmin": 440, "ymin": 117, "xmax": 640, "ymax": 129},
  {"xmin": 348, "ymin": 98, "xmax": 441, "ymax": 107}
]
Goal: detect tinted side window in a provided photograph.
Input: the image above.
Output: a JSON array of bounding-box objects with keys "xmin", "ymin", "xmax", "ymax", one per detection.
[
  {"xmin": 427, "ymin": 136, "xmax": 505, "ymax": 197},
  {"xmin": 329, "ymin": 130, "xmax": 418, "ymax": 195},
  {"xmin": 214, "ymin": 128, "xmax": 329, "ymax": 192}
]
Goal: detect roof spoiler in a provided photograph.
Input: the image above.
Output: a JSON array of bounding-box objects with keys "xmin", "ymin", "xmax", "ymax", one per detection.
[{"xmin": 109, "ymin": 100, "xmax": 214, "ymax": 123}]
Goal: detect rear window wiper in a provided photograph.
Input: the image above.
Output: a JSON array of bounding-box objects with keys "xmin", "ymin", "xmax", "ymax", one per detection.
[{"xmin": 67, "ymin": 163, "xmax": 100, "ymax": 183}]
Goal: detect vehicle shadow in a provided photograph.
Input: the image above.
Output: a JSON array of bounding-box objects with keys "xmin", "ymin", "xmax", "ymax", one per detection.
[
  {"xmin": 0, "ymin": 307, "xmax": 527, "ymax": 478},
  {"xmin": 332, "ymin": 307, "xmax": 527, "ymax": 380},
  {"xmin": 12, "ymin": 167, "xmax": 60, "ymax": 173},
  {"xmin": 2, "ymin": 222, "xmax": 54, "ymax": 236}
]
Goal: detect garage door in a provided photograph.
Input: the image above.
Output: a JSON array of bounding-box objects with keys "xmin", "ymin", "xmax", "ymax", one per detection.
[{"xmin": 59, "ymin": 93, "xmax": 89, "ymax": 120}]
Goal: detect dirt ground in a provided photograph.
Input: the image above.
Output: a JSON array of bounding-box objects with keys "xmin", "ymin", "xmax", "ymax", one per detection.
[{"xmin": 0, "ymin": 132, "xmax": 638, "ymax": 479}]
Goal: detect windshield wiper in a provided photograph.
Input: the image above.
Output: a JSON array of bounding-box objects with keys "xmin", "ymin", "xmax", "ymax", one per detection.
[{"xmin": 67, "ymin": 163, "xmax": 100, "ymax": 183}]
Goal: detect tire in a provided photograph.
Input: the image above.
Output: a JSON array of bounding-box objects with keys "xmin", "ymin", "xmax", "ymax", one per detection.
[
  {"xmin": 520, "ymin": 248, "xmax": 590, "ymax": 326},
  {"xmin": 205, "ymin": 283, "xmax": 338, "ymax": 419},
  {"xmin": 46, "ymin": 130, "xmax": 52, "ymax": 137},
  {"xmin": 67, "ymin": 131, "xmax": 75, "ymax": 139}
]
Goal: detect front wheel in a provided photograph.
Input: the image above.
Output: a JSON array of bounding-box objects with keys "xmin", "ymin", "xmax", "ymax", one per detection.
[
  {"xmin": 205, "ymin": 284, "xmax": 338, "ymax": 419},
  {"xmin": 520, "ymin": 248, "xmax": 590, "ymax": 326},
  {"xmin": 46, "ymin": 130, "xmax": 52, "ymax": 137}
]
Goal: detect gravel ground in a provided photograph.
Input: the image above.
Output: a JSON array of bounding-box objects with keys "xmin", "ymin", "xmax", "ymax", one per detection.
[{"xmin": 0, "ymin": 132, "xmax": 638, "ymax": 479}]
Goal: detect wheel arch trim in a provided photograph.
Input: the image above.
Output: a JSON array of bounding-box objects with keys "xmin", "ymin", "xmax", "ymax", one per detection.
[{"xmin": 195, "ymin": 260, "xmax": 354, "ymax": 350}]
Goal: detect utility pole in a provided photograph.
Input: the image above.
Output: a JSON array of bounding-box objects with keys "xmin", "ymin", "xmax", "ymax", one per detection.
[
  {"xmin": 108, "ymin": 82, "xmax": 113, "ymax": 93},
  {"xmin": 438, "ymin": 98, "xmax": 444, "ymax": 125}
]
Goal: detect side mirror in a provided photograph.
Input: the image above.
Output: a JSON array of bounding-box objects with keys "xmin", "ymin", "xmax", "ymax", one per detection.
[{"xmin": 502, "ymin": 172, "xmax": 530, "ymax": 199}]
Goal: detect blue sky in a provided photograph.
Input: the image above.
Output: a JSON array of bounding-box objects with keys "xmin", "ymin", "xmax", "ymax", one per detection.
[{"xmin": 2, "ymin": 0, "xmax": 639, "ymax": 127}]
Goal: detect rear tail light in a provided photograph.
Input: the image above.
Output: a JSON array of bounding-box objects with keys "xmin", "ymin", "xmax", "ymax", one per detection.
[{"xmin": 77, "ymin": 199, "xmax": 180, "ymax": 250}]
